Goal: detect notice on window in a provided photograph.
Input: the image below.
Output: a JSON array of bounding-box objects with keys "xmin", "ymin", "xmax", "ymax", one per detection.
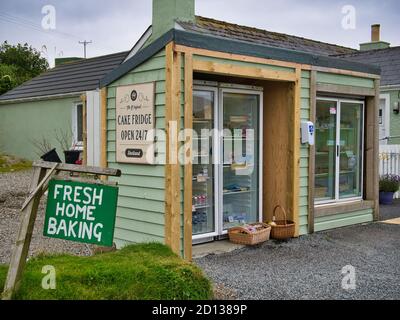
[{"xmin": 115, "ymin": 83, "xmax": 155, "ymax": 164}]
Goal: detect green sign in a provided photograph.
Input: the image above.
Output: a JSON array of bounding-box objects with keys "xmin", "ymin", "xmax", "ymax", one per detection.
[{"xmin": 44, "ymin": 179, "xmax": 119, "ymax": 247}]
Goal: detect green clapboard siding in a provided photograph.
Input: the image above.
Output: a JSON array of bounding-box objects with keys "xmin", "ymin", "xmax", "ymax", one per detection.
[
  {"xmin": 0, "ymin": 96, "xmax": 80, "ymax": 160},
  {"xmin": 317, "ymin": 72, "xmax": 375, "ymax": 88},
  {"xmin": 106, "ymin": 49, "xmax": 166, "ymax": 249},
  {"xmin": 314, "ymin": 210, "xmax": 373, "ymax": 232},
  {"xmin": 387, "ymin": 89, "xmax": 400, "ymax": 145},
  {"xmin": 299, "ymin": 70, "xmax": 310, "ymax": 235}
]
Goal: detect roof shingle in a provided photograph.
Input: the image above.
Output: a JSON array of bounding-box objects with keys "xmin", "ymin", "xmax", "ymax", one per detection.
[
  {"xmin": 178, "ymin": 16, "xmax": 357, "ymax": 56},
  {"xmin": 336, "ymin": 47, "xmax": 400, "ymax": 87},
  {"xmin": 0, "ymin": 51, "xmax": 128, "ymax": 101}
]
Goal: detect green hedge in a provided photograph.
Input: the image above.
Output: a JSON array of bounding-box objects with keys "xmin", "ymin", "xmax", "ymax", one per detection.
[{"xmin": 0, "ymin": 243, "xmax": 212, "ymax": 300}]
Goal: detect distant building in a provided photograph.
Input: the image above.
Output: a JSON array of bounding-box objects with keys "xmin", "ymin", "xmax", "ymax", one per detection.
[{"xmin": 338, "ymin": 25, "xmax": 400, "ymax": 146}]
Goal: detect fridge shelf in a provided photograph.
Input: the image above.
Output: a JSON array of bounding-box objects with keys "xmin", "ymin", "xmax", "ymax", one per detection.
[{"xmin": 223, "ymin": 190, "xmax": 254, "ymax": 196}]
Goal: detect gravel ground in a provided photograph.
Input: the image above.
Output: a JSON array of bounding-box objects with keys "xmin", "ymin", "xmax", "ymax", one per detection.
[
  {"xmin": 196, "ymin": 222, "xmax": 400, "ymax": 300},
  {"xmin": 0, "ymin": 169, "xmax": 91, "ymax": 265}
]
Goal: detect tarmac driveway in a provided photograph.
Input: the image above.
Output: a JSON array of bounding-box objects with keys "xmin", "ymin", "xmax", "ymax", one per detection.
[{"xmin": 195, "ymin": 219, "xmax": 400, "ymax": 300}]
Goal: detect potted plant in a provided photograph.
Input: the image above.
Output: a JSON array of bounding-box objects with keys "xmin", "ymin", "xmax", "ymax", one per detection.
[
  {"xmin": 31, "ymin": 137, "xmax": 62, "ymax": 163},
  {"xmin": 55, "ymin": 129, "xmax": 81, "ymax": 164},
  {"xmin": 379, "ymin": 174, "xmax": 400, "ymax": 205}
]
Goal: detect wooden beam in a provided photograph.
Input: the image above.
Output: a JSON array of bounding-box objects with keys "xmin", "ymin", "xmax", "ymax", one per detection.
[
  {"xmin": 175, "ymin": 45, "xmax": 380, "ymax": 80},
  {"xmin": 311, "ymin": 66, "xmax": 380, "ymax": 80},
  {"xmin": 193, "ymin": 59, "xmax": 297, "ymax": 82},
  {"xmin": 292, "ymin": 68, "xmax": 301, "ymax": 237},
  {"xmin": 2, "ymin": 166, "xmax": 46, "ymax": 300},
  {"xmin": 308, "ymin": 70, "xmax": 317, "ymax": 234},
  {"xmin": 164, "ymin": 42, "xmax": 182, "ymax": 255},
  {"xmin": 100, "ymin": 88, "xmax": 108, "ymax": 176},
  {"xmin": 315, "ymin": 200, "xmax": 375, "ymax": 218},
  {"xmin": 175, "ymin": 44, "xmax": 299, "ymax": 70},
  {"xmin": 33, "ymin": 161, "xmax": 121, "ymax": 177},
  {"xmin": 81, "ymin": 94, "xmax": 87, "ymax": 165},
  {"xmin": 364, "ymin": 79, "xmax": 380, "ymax": 221},
  {"xmin": 316, "ymin": 83, "xmax": 376, "ymax": 97}
]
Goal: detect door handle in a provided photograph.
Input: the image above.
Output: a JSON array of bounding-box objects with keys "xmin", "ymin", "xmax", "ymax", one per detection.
[{"xmin": 337, "ymin": 145, "xmax": 340, "ymax": 157}]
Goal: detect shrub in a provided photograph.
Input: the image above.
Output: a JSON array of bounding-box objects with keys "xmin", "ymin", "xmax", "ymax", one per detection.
[
  {"xmin": 0, "ymin": 243, "xmax": 213, "ymax": 300},
  {"xmin": 379, "ymin": 174, "xmax": 400, "ymax": 193}
]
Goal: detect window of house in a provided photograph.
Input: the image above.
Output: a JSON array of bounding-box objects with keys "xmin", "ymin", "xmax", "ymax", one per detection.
[
  {"xmin": 72, "ymin": 103, "xmax": 84, "ymax": 149},
  {"xmin": 315, "ymin": 98, "xmax": 364, "ymax": 204}
]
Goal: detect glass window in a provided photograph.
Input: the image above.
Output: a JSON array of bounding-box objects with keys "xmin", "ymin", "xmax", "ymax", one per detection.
[
  {"xmin": 76, "ymin": 104, "xmax": 83, "ymax": 143},
  {"xmin": 315, "ymin": 99, "xmax": 364, "ymax": 203},
  {"xmin": 339, "ymin": 102, "xmax": 363, "ymax": 199},
  {"xmin": 315, "ymin": 100, "xmax": 337, "ymax": 202}
]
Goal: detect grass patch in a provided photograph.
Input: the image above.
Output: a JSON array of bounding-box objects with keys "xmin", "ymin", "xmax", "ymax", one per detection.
[
  {"xmin": 0, "ymin": 154, "xmax": 32, "ymax": 173},
  {"xmin": 0, "ymin": 243, "xmax": 212, "ymax": 300}
]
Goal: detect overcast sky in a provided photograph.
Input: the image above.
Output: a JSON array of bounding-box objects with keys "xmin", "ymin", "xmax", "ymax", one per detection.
[{"xmin": 0, "ymin": 0, "xmax": 399, "ymax": 67}]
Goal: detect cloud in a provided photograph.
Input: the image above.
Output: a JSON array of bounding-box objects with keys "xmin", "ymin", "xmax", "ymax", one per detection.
[{"xmin": 0, "ymin": 0, "xmax": 398, "ymax": 67}]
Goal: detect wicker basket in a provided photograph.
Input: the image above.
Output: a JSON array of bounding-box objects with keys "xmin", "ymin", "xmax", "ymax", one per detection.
[
  {"xmin": 270, "ymin": 205, "xmax": 296, "ymax": 240},
  {"xmin": 228, "ymin": 223, "xmax": 271, "ymax": 246}
]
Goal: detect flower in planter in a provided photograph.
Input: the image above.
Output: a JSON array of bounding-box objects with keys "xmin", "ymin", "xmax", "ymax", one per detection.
[{"xmin": 379, "ymin": 174, "xmax": 400, "ymax": 193}]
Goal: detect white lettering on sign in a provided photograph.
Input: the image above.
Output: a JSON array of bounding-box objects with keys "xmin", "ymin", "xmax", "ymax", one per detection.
[
  {"xmin": 54, "ymin": 184, "xmax": 103, "ymax": 206},
  {"xmin": 116, "ymin": 83, "xmax": 155, "ymax": 164},
  {"xmin": 47, "ymin": 184, "xmax": 106, "ymax": 243}
]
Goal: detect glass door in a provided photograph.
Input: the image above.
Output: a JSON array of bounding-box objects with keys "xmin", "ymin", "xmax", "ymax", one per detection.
[
  {"xmin": 315, "ymin": 100, "xmax": 338, "ymax": 202},
  {"xmin": 315, "ymin": 98, "xmax": 364, "ymax": 204},
  {"xmin": 220, "ymin": 89, "xmax": 262, "ymax": 232},
  {"xmin": 192, "ymin": 89, "xmax": 218, "ymax": 238},
  {"xmin": 339, "ymin": 101, "xmax": 363, "ymax": 199}
]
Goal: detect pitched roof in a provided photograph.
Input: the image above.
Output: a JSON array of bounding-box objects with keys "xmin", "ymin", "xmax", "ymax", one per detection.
[
  {"xmin": 178, "ymin": 16, "xmax": 357, "ymax": 56},
  {"xmin": 336, "ymin": 46, "xmax": 400, "ymax": 87},
  {"xmin": 101, "ymin": 29, "xmax": 380, "ymax": 88},
  {"xmin": 0, "ymin": 51, "xmax": 128, "ymax": 102}
]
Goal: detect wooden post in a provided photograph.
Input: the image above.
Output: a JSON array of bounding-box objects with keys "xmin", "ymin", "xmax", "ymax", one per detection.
[
  {"xmin": 308, "ymin": 70, "xmax": 317, "ymax": 234},
  {"xmin": 165, "ymin": 43, "xmax": 182, "ymax": 255},
  {"xmin": 2, "ymin": 166, "xmax": 46, "ymax": 300},
  {"xmin": 183, "ymin": 52, "xmax": 193, "ymax": 261},
  {"xmin": 100, "ymin": 88, "xmax": 108, "ymax": 180},
  {"xmin": 81, "ymin": 94, "xmax": 88, "ymax": 165},
  {"xmin": 373, "ymin": 79, "xmax": 380, "ymax": 221},
  {"xmin": 291, "ymin": 68, "xmax": 301, "ymax": 237}
]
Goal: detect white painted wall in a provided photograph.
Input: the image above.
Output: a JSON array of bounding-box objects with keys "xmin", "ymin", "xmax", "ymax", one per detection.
[{"xmin": 86, "ymin": 90, "xmax": 101, "ymax": 166}]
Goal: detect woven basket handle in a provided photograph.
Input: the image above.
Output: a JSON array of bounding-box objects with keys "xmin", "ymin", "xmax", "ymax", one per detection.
[{"xmin": 273, "ymin": 205, "xmax": 288, "ymax": 226}]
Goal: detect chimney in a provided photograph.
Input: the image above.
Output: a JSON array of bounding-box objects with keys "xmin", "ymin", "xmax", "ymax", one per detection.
[
  {"xmin": 150, "ymin": 0, "xmax": 195, "ymax": 42},
  {"xmin": 360, "ymin": 24, "xmax": 390, "ymax": 51},
  {"xmin": 371, "ymin": 24, "xmax": 380, "ymax": 42}
]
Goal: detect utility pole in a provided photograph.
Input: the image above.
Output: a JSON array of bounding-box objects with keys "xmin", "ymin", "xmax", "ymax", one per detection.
[{"xmin": 78, "ymin": 40, "xmax": 92, "ymax": 58}]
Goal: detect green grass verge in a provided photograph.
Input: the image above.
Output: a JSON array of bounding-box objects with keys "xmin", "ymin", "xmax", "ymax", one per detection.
[
  {"xmin": 0, "ymin": 243, "xmax": 212, "ymax": 300},
  {"xmin": 0, "ymin": 154, "xmax": 32, "ymax": 173}
]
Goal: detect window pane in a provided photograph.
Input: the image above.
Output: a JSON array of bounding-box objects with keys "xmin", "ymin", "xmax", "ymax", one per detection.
[
  {"xmin": 339, "ymin": 102, "xmax": 363, "ymax": 199},
  {"xmin": 315, "ymin": 100, "xmax": 337, "ymax": 202},
  {"xmin": 77, "ymin": 104, "xmax": 83, "ymax": 142}
]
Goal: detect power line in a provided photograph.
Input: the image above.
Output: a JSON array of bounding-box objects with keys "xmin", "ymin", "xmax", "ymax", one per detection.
[
  {"xmin": 0, "ymin": 11, "xmax": 114, "ymax": 53},
  {"xmin": 78, "ymin": 40, "xmax": 92, "ymax": 58}
]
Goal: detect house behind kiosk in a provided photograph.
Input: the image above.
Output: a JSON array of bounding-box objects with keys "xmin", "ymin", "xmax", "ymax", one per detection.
[{"xmin": 0, "ymin": 0, "xmax": 381, "ymax": 261}]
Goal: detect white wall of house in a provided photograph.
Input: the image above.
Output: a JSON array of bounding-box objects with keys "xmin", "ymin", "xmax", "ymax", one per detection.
[{"xmin": 86, "ymin": 90, "xmax": 101, "ymax": 167}]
